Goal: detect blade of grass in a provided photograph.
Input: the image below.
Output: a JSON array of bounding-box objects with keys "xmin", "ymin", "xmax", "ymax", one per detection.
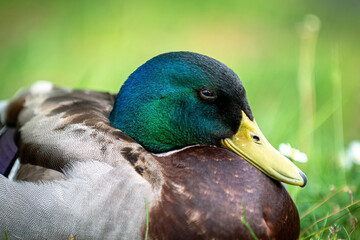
[
  {"xmin": 240, "ymin": 206, "xmax": 258, "ymax": 240},
  {"xmin": 300, "ymin": 199, "xmax": 360, "ymax": 237},
  {"xmin": 297, "ymin": 14, "xmax": 321, "ymax": 153},
  {"xmin": 342, "ymin": 226, "xmax": 351, "ymax": 240},
  {"xmin": 301, "ymin": 186, "xmax": 350, "ymax": 219},
  {"xmin": 2, "ymin": 230, "xmax": 8, "ymax": 240},
  {"xmin": 145, "ymin": 199, "xmax": 149, "ymax": 240},
  {"xmin": 332, "ymin": 45, "xmax": 346, "ymax": 174},
  {"xmin": 303, "ymin": 204, "xmax": 360, "ymax": 239},
  {"xmin": 322, "ymin": 206, "xmax": 359, "ymax": 237},
  {"xmin": 347, "ymin": 220, "xmax": 360, "ymax": 239},
  {"xmin": 302, "ymin": 225, "xmax": 331, "ymax": 239}
]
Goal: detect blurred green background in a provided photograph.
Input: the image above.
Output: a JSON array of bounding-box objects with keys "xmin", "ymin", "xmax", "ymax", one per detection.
[{"xmin": 1, "ymin": 0, "xmax": 359, "ymax": 238}]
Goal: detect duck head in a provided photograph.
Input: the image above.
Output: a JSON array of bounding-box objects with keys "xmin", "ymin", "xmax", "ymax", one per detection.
[{"xmin": 110, "ymin": 52, "xmax": 307, "ymax": 187}]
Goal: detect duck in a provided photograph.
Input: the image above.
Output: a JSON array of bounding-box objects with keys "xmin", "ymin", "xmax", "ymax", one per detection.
[{"xmin": 0, "ymin": 51, "xmax": 306, "ymax": 240}]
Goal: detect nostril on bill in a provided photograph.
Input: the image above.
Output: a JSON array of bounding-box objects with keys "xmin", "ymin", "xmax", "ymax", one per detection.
[{"xmin": 252, "ymin": 135, "xmax": 260, "ymax": 143}]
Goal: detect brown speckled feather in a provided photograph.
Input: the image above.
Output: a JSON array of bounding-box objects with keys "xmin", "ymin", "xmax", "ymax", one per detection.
[
  {"xmin": 150, "ymin": 146, "xmax": 299, "ymax": 240},
  {"xmin": 15, "ymin": 163, "xmax": 66, "ymax": 182}
]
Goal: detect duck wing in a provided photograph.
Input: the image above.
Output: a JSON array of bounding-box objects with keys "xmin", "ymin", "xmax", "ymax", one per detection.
[
  {"xmin": 4, "ymin": 83, "xmax": 157, "ymax": 179},
  {"xmin": 0, "ymin": 83, "xmax": 164, "ymax": 239},
  {"xmin": 0, "ymin": 160, "xmax": 156, "ymax": 239}
]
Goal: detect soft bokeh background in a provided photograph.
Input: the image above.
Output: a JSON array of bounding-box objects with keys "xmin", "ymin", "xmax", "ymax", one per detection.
[{"xmin": 1, "ymin": 0, "xmax": 359, "ymax": 238}]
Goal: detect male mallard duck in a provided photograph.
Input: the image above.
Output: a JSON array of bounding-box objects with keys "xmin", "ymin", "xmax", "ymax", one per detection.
[{"xmin": 0, "ymin": 52, "xmax": 306, "ymax": 240}]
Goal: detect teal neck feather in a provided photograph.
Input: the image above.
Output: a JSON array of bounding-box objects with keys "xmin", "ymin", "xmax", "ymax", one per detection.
[{"xmin": 110, "ymin": 52, "xmax": 252, "ymax": 153}]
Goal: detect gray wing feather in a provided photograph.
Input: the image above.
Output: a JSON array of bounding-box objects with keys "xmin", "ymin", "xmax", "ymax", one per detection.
[
  {"xmin": 1, "ymin": 83, "xmax": 163, "ymax": 239},
  {"xmin": 0, "ymin": 161, "xmax": 155, "ymax": 239}
]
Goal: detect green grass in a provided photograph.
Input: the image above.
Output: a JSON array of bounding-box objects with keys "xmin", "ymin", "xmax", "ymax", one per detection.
[
  {"xmin": 1, "ymin": 230, "xmax": 8, "ymax": 240},
  {"xmin": 240, "ymin": 205, "xmax": 259, "ymax": 240},
  {"xmin": 145, "ymin": 199, "xmax": 149, "ymax": 240},
  {"xmin": 1, "ymin": 0, "xmax": 359, "ymax": 239}
]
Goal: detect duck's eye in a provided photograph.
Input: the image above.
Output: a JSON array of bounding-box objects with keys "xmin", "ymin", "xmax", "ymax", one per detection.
[{"xmin": 199, "ymin": 88, "xmax": 217, "ymax": 101}]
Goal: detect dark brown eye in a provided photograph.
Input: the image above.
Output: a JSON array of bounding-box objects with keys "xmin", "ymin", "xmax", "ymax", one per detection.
[{"xmin": 199, "ymin": 88, "xmax": 217, "ymax": 101}]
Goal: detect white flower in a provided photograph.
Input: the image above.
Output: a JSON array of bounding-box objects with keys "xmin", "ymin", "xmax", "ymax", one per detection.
[
  {"xmin": 278, "ymin": 143, "xmax": 308, "ymax": 163},
  {"xmin": 347, "ymin": 141, "xmax": 360, "ymax": 165}
]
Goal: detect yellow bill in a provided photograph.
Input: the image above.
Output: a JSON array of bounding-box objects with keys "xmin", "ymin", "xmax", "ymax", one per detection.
[{"xmin": 222, "ymin": 111, "xmax": 307, "ymax": 187}]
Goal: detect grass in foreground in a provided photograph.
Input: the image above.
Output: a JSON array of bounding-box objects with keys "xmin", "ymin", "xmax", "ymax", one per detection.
[
  {"xmin": 299, "ymin": 186, "xmax": 359, "ymax": 239},
  {"xmin": 1, "ymin": 231, "xmax": 7, "ymax": 240}
]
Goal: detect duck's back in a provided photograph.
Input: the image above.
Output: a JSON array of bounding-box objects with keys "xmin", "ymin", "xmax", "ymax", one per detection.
[{"xmin": 5, "ymin": 82, "xmax": 160, "ymax": 181}]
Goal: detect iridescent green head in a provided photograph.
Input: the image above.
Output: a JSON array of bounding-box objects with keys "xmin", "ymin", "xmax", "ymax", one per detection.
[
  {"xmin": 110, "ymin": 51, "xmax": 252, "ymax": 153},
  {"xmin": 110, "ymin": 51, "xmax": 307, "ymax": 187}
]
